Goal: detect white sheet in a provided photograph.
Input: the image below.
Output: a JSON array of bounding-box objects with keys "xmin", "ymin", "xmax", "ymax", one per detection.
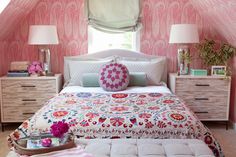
[{"xmin": 60, "ymin": 86, "xmax": 171, "ymax": 94}]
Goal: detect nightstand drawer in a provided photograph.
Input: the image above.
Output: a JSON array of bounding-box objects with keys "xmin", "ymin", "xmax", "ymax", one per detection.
[
  {"xmin": 193, "ymin": 108, "xmax": 227, "ymax": 120},
  {"xmin": 1, "ymin": 80, "xmax": 56, "ymax": 93},
  {"xmin": 2, "ymin": 106, "xmax": 42, "ymax": 122},
  {"xmin": 176, "ymin": 78, "xmax": 229, "ymax": 92},
  {"xmin": 177, "ymin": 91, "xmax": 228, "ymax": 106},
  {"xmin": 2, "ymin": 97, "xmax": 52, "ymax": 107}
]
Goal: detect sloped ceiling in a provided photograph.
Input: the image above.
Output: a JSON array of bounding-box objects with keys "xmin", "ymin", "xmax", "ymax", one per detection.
[
  {"xmin": 0, "ymin": 0, "xmax": 40, "ymax": 40},
  {"xmin": 190, "ymin": 0, "xmax": 236, "ymax": 46}
]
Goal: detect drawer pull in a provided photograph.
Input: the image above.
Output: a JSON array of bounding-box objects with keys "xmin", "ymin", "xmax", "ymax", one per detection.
[
  {"xmin": 195, "ymin": 84, "xmax": 210, "ymax": 87},
  {"xmin": 194, "ymin": 111, "xmax": 209, "ymax": 114},
  {"xmin": 194, "ymin": 98, "xmax": 209, "ymax": 101},
  {"xmin": 21, "ymin": 85, "xmax": 36, "ymax": 88},
  {"xmin": 22, "ymin": 99, "xmax": 36, "ymax": 102},
  {"xmin": 22, "ymin": 112, "xmax": 34, "ymax": 115}
]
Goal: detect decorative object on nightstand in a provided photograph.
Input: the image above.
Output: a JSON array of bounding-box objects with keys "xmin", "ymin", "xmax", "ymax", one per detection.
[
  {"xmin": 27, "ymin": 61, "xmax": 43, "ymax": 77},
  {"xmin": 28, "ymin": 25, "xmax": 59, "ymax": 76},
  {"xmin": 7, "ymin": 61, "xmax": 30, "ymax": 77},
  {"xmin": 190, "ymin": 69, "xmax": 207, "ymax": 76},
  {"xmin": 211, "ymin": 66, "xmax": 226, "ymax": 76},
  {"xmin": 0, "ymin": 74, "xmax": 62, "ymax": 131},
  {"xmin": 197, "ymin": 39, "xmax": 236, "ymax": 75},
  {"xmin": 168, "ymin": 73, "xmax": 231, "ymax": 129},
  {"xmin": 169, "ymin": 24, "xmax": 199, "ymax": 75}
]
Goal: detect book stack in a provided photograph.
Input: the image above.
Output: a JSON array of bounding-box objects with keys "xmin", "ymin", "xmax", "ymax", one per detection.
[
  {"xmin": 7, "ymin": 61, "xmax": 30, "ymax": 77},
  {"xmin": 7, "ymin": 70, "xmax": 29, "ymax": 77}
]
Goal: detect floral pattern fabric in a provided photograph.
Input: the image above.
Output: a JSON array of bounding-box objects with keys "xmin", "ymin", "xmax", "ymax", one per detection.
[
  {"xmin": 8, "ymin": 92, "xmax": 223, "ymax": 157},
  {"xmin": 99, "ymin": 63, "xmax": 129, "ymax": 91}
]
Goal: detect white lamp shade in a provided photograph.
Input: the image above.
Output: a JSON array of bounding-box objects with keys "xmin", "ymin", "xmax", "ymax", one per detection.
[
  {"xmin": 28, "ymin": 25, "xmax": 59, "ymax": 45},
  {"xmin": 169, "ymin": 24, "xmax": 199, "ymax": 44}
]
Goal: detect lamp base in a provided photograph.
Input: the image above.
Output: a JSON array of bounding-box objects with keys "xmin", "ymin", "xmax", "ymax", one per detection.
[
  {"xmin": 177, "ymin": 46, "xmax": 190, "ymax": 75},
  {"xmin": 39, "ymin": 47, "xmax": 52, "ymax": 75}
]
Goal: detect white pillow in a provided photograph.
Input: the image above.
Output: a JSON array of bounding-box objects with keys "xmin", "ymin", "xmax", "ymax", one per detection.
[
  {"xmin": 64, "ymin": 56, "xmax": 116, "ymax": 85},
  {"xmin": 118, "ymin": 57, "xmax": 166, "ymax": 85},
  {"xmin": 68, "ymin": 60, "xmax": 112, "ymax": 86}
]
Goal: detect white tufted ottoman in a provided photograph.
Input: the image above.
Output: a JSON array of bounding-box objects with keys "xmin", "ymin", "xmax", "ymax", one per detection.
[{"xmin": 77, "ymin": 139, "xmax": 215, "ymax": 157}]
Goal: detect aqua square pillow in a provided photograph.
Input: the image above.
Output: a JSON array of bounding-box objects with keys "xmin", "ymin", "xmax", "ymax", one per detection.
[
  {"xmin": 81, "ymin": 73, "xmax": 100, "ymax": 87},
  {"xmin": 129, "ymin": 72, "xmax": 147, "ymax": 86}
]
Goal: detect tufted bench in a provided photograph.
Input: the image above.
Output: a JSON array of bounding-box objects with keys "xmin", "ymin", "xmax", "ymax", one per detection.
[{"xmin": 77, "ymin": 139, "xmax": 215, "ymax": 157}]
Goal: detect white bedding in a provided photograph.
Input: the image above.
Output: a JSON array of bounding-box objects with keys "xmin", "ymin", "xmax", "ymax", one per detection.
[{"xmin": 60, "ymin": 85, "xmax": 172, "ymax": 94}]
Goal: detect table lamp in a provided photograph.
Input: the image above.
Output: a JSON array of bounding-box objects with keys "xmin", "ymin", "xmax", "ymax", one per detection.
[
  {"xmin": 169, "ymin": 24, "xmax": 199, "ymax": 75},
  {"xmin": 28, "ymin": 25, "xmax": 59, "ymax": 76}
]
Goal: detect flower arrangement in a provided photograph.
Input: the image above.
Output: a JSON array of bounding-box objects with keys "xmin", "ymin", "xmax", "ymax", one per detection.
[
  {"xmin": 50, "ymin": 121, "xmax": 69, "ymax": 138},
  {"xmin": 196, "ymin": 39, "xmax": 236, "ymax": 75},
  {"xmin": 28, "ymin": 61, "xmax": 43, "ymax": 75}
]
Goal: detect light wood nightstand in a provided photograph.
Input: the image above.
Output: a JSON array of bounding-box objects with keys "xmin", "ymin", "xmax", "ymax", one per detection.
[
  {"xmin": 169, "ymin": 73, "xmax": 231, "ymax": 128},
  {"xmin": 0, "ymin": 74, "xmax": 62, "ymax": 131}
]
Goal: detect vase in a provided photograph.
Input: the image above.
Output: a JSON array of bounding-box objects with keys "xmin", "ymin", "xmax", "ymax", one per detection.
[{"xmin": 177, "ymin": 49, "xmax": 190, "ymax": 75}]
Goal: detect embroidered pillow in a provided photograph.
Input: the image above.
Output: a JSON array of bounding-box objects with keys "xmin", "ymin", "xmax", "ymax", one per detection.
[{"xmin": 99, "ymin": 63, "xmax": 129, "ymax": 91}]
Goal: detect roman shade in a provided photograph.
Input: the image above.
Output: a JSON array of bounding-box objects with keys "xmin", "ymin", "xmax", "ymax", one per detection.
[{"xmin": 86, "ymin": 0, "xmax": 141, "ymax": 33}]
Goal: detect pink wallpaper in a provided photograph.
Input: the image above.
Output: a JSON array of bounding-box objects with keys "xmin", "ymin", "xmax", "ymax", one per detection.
[
  {"xmin": 0, "ymin": 0, "xmax": 218, "ymax": 75},
  {"xmin": 0, "ymin": 0, "xmax": 236, "ymax": 121}
]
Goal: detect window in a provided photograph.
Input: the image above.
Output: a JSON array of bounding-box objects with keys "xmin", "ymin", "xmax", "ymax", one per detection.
[
  {"xmin": 88, "ymin": 26, "xmax": 140, "ymax": 53},
  {"xmin": 0, "ymin": 0, "xmax": 10, "ymax": 14}
]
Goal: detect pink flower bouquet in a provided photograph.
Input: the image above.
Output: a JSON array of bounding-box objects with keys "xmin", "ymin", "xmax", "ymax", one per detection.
[
  {"xmin": 50, "ymin": 121, "xmax": 69, "ymax": 138},
  {"xmin": 28, "ymin": 61, "xmax": 43, "ymax": 75}
]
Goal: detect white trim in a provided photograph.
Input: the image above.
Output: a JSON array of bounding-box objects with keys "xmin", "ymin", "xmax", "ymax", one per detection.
[{"xmin": 133, "ymin": 30, "xmax": 140, "ymax": 52}]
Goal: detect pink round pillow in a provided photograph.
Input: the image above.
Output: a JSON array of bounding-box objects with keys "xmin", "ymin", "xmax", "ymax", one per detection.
[{"xmin": 99, "ymin": 63, "xmax": 129, "ymax": 91}]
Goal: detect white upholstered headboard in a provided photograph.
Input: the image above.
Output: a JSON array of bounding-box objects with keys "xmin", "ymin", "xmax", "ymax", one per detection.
[{"xmin": 64, "ymin": 49, "xmax": 167, "ymax": 84}]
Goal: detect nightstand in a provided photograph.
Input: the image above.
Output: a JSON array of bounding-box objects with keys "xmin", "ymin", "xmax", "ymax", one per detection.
[
  {"xmin": 0, "ymin": 74, "xmax": 62, "ymax": 131},
  {"xmin": 169, "ymin": 73, "xmax": 231, "ymax": 128}
]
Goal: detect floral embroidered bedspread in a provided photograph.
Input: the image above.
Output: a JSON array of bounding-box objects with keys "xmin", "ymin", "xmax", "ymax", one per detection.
[{"xmin": 8, "ymin": 92, "xmax": 223, "ymax": 157}]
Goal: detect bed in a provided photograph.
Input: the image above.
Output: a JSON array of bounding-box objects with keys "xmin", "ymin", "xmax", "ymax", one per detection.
[{"xmin": 8, "ymin": 49, "xmax": 223, "ymax": 157}]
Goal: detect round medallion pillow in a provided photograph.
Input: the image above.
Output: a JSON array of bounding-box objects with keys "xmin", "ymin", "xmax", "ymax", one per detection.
[{"xmin": 99, "ymin": 63, "xmax": 129, "ymax": 91}]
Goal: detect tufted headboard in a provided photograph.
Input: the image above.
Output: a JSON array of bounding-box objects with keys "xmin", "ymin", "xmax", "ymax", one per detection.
[{"xmin": 64, "ymin": 49, "xmax": 167, "ymax": 84}]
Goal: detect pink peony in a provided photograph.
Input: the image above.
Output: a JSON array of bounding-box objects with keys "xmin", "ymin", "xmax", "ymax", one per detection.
[
  {"xmin": 50, "ymin": 121, "xmax": 69, "ymax": 138},
  {"xmin": 28, "ymin": 61, "xmax": 43, "ymax": 74}
]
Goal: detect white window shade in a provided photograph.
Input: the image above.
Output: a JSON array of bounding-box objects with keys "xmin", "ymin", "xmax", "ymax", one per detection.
[{"xmin": 86, "ymin": 0, "xmax": 141, "ymax": 33}]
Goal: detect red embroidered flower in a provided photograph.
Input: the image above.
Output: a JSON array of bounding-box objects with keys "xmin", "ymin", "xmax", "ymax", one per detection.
[
  {"xmin": 139, "ymin": 113, "xmax": 151, "ymax": 119},
  {"xmin": 13, "ymin": 131, "xmax": 20, "ymax": 139},
  {"xmin": 80, "ymin": 120, "xmax": 90, "ymax": 127},
  {"xmin": 22, "ymin": 121, "xmax": 28, "ymax": 129},
  {"xmin": 86, "ymin": 112, "xmax": 99, "ymax": 119},
  {"xmin": 112, "ymin": 93, "xmax": 128, "ymax": 99},
  {"xmin": 170, "ymin": 113, "xmax": 184, "ymax": 121},
  {"xmin": 163, "ymin": 100, "xmax": 174, "ymax": 104},
  {"xmin": 110, "ymin": 117, "xmax": 125, "ymax": 126},
  {"xmin": 145, "ymin": 121, "xmax": 154, "ymax": 128},
  {"xmin": 53, "ymin": 111, "xmax": 68, "ymax": 118},
  {"xmin": 157, "ymin": 121, "xmax": 167, "ymax": 128},
  {"xmin": 111, "ymin": 106, "xmax": 129, "ymax": 112}
]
